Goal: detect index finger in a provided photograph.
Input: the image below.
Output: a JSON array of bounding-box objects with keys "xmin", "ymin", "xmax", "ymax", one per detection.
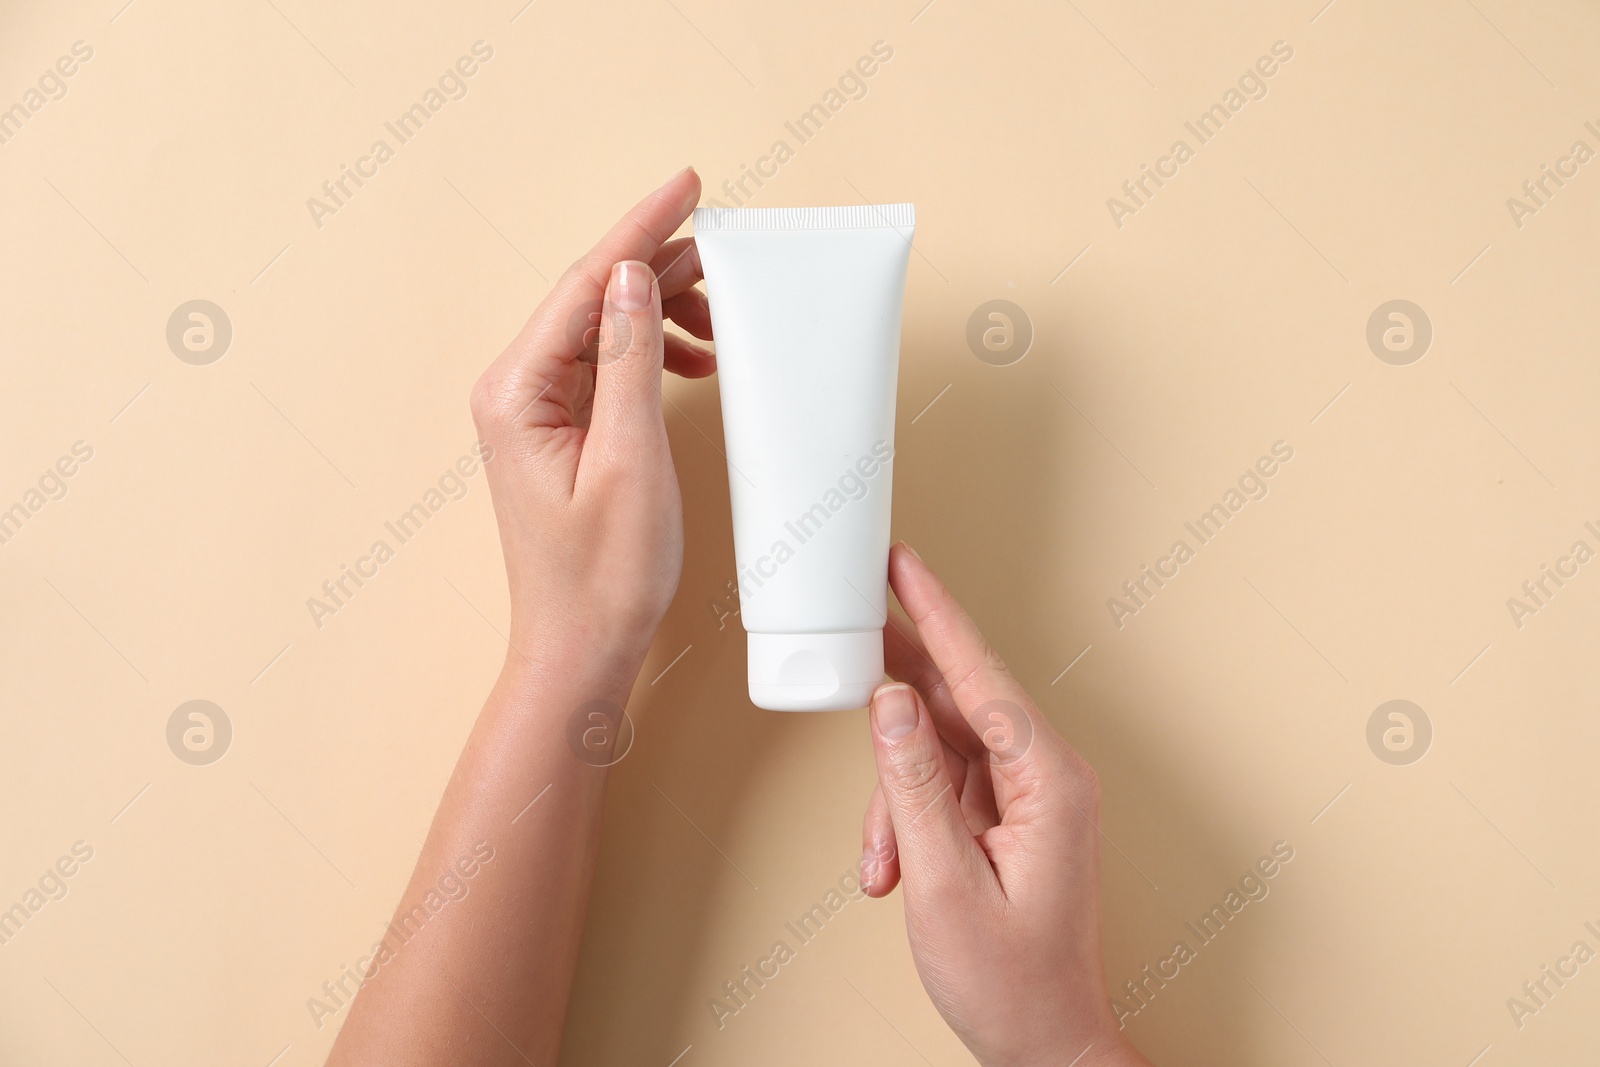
[
  {"xmin": 484, "ymin": 167, "xmax": 701, "ymax": 404},
  {"xmin": 884, "ymin": 606, "xmax": 985, "ymax": 761},
  {"xmin": 887, "ymin": 543, "xmax": 1071, "ymax": 785}
]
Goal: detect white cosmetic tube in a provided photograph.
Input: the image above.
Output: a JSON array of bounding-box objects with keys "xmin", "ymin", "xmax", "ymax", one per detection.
[{"xmin": 693, "ymin": 204, "xmax": 914, "ymax": 711}]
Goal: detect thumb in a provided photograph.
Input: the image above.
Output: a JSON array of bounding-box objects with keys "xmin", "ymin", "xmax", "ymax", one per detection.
[
  {"xmin": 591, "ymin": 259, "xmax": 666, "ymax": 445},
  {"xmin": 869, "ymin": 684, "xmax": 993, "ymax": 902}
]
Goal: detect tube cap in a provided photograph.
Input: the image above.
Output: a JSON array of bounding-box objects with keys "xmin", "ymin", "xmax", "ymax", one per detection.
[{"xmin": 747, "ymin": 631, "xmax": 884, "ymax": 712}]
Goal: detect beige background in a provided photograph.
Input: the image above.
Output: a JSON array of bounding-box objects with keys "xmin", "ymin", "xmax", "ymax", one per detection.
[{"xmin": 3, "ymin": 0, "xmax": 1598, "ymax": 1063}]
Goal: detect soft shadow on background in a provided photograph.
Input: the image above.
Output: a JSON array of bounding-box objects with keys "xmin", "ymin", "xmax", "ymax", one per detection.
[
  {"xmin": 8, "ymin": 1, "xmax": 1600, "ymax": 1064},
  {"xmin": 560, "ymin": 305, "xmax": 1253, "ymax": 1065}
]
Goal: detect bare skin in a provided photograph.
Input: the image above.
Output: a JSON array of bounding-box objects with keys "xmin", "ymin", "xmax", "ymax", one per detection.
[
  {"xmin": 861, "ymin": 545, "xmax": 1154, "ymax": 1067},
  {"xmin": 326, "ymin": 168, "xmax": 1154, "ymax": 1067},
  {"xmin": 325, "ymin": 168, "xmax": 714, "ymax": 1067}
]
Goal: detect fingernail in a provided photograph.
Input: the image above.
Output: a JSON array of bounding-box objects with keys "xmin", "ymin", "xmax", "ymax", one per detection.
[
  {"xmin": 860, "ymin": 847, "xmax": 876, "ymax": 890},
  {"xmin": 669, "ymin": 166, "xmax": 698, "ymax": 208},
  {"xmin": 873, "ymin": 684, "xmax": 918, "ymax": 740},
  {"xmin": 899, "ymin": 542, "xmax": 923, "ymax": 562},
  {"xmin": 612, "ymin": 261, "xmax": 651, "ymax": 311}
]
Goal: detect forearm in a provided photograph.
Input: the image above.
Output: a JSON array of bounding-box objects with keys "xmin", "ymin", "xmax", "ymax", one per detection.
[{"xmin": 327, "ymin": 637, "xmax": 641, "ymax": 1066}]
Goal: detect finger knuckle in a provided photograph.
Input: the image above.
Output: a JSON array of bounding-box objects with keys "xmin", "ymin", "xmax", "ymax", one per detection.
[
  {"xmin": 1060, "ymin": 754, "xmax": 1102, "ymax": 809},
  {"xmin": 908, "ymin": 660, "xmax": 948, "ymax": 701},
  {"xmin": 565, "ymin": 253, "xmax": 596, "ymax": 280},
  {"xmin": 470, "ymin": 369, "xmax": 529, "ymax": 427},
  {"xmin": 946, "ymin": 640, "xmax": 1010, "ymax": 700},
  {"xmin": 1079, "ymin": 761, "xmax": 1102, "ymax": 799},
  {"xmin": 888, "ymin": 748, "xmax": 945, "ymax": 799},
  {"xmin": 468, "ymin": 374, "xmax": 491, "ymax": 412}
]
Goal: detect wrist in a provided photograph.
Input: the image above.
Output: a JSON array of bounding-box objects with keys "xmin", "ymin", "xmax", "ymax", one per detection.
[
  {"xmin": 476, "ymin": 635, "xmax": 644, "ymax": 779},
  {"xmin": 500, "ymin": 614, "xmax": 651, "ymax": 708}
]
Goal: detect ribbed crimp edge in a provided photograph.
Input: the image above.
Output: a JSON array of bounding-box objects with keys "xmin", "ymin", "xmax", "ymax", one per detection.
[{"xmin": 693, "ymin": 203, "xmax": 914, "ymax": 231}]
